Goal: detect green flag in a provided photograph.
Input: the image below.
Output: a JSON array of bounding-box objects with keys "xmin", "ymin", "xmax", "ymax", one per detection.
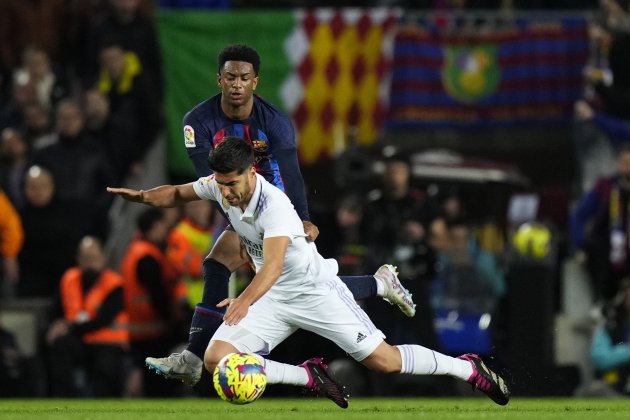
[{"xmin": 158, "ymin": 10, "xmax": 294, "ymax": 178}]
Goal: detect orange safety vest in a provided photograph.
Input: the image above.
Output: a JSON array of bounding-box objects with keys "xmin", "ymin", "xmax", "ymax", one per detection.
[
  {"xmin": 60, "ymin": 267, "xmax": 129, "ymax": 347},
  {"xmin": 167, "ymin": 217, "xmax": 213, "ymax": 279},
  {"xmin": 0, "ymin": 189, "xmax": 23, "ymax": 258},
  {"xmin": 120, "ymin": 239, "xmax": 187, "ymax": 341}
]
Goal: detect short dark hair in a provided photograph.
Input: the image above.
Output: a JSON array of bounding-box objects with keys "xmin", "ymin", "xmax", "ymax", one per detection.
[
  {"xmin": 383, "ymin": 153, "xmax": 410, "ymax": 167},
  {"xmin": 208, "ymin": 136, "xmax": 254, "ymax": 174},
  {"xmin": 137, "ymin": 208, "xmax": 163, "ymax": 235},
  {"xmin": 217, "ymin": 44, "xmax": 260, "ymax": 75}
]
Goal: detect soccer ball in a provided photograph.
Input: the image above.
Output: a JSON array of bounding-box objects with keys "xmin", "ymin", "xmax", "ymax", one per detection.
[
  {"xmin": 213, "ymin": 352, "xmax": 267, "ymax": 404},
  {"xmin": 512, "ymin": 222, "xmax": 551, "ymax": 259}
]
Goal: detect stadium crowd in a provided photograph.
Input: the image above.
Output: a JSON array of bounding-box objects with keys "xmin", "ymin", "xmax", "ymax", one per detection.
[{"xmin": 1, "ymin": 0, "xmax": 630, "ymax": 400}]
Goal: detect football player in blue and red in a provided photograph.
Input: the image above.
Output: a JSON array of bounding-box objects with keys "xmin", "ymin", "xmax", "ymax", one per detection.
[{"xmin": 145, "ymin": 44, "xmax": 416, "ymax": 386}]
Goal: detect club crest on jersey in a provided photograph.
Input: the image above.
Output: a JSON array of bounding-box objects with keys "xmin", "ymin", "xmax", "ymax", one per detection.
[
  {"xmin": 252, "ymin": 139, "xmax": 268, "ymax": 153},
  {"xmin": 184, "ymin": 125, "xmax": 196, "ymax": 148}
]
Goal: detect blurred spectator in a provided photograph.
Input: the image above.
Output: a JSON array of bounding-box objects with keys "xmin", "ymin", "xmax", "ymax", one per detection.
[
  {"xmin": 0, "ymin": 187, "xmax": 23, "ymax": 297},
  {"xmin": 364, "ymin": 154, "xmax": 439, "ymax": 280},
  {"xmin": 46, "ymin": 236, "xmax": 129, "ymax": 397},
  {"xmin": 81, "ymin": 0, "xmax": 163, "ymax": 101},
  {"xmin": 583, "ymin": 1, "xmax": 630, "ymax": 120},
  {"xmin": 0, "ymin": 128, "xmax": 29, "ymax": 210},
  {"xmin": 430, "ymin": 191, "xmax": 466, "ymax": 253},
  {"xmin": 21, "ymin": 101, "xmax": 53, "ymax": 151},
  {"xmin": 363, "ymin": 154, "xmax": 441, "ymax": 360},
  {"xmin": 17, "ymin": 166, "xmax": 85, "ymax": 298},
  {"xmin": 331, "ymin": 195, "xmax": 368, "ymax": 276},
  {"xmin": 0, "ymin": 73, "xmax": 37, "ymax": 132},
  {"xmin": 120, "ymin": 208, "xmax": 187, "ymax": 397},
  {"xmin": 167, "ymin": 200, "xmax": 224, "ymax": 310},
  {"xmin": 432, "ymin": 217, "xmax": 506, "ymax": 314},
  {"xmin": 82, "ymin": 88, "xmax": 137, "ymax": 184},
  {"xmin": 31, "ymin": 99, "xmax": 115, "ymax": 239},
  {"xmin": 93, "ymin": 39, "xmax": 161, "ymax": 179},
  {"xmin": 0, "ymin": 0, "xmax": 72, "ymax": 94},
  {"xmin": 0, "ymin": 322, "xmax": 23, "ymax": 397},
  {"xmin": 12, "ymin": 45, "xmax": 68, "ymax": 109},
  {"xmin": 590, "ymin": 279, "xmax": 630, "ymax": 395},
  {"xmin": 571, "ymin": 143, "xmax": 630, "ymax": 301}
]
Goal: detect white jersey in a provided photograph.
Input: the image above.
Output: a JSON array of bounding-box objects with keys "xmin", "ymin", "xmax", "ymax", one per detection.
[{"xmin": 193, "ymin": 173, "xmax": 336, "ymax": 301}]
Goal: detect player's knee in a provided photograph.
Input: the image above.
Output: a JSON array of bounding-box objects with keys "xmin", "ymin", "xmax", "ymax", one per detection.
[
  {"xmin": 208, "ymin": 231, "xmax": 248, "ymax": 271},
  {"xmin": 204, "ymin": 351, "xmax": 222, "ymax": 374}
]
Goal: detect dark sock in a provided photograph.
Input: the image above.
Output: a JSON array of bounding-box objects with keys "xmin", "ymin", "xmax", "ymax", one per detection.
[
  {"xmin": 186, "ymin": 258, "xmax": 231, "ymax": 359},
  {"xmin": 339, "ymin": 275, "xmax": 377, "ymax": 300}
]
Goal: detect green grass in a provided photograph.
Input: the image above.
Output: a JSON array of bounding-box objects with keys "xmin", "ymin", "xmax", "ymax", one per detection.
[{"xmin": 2, "ymin": 398, "xmax": 630, "ymax": 420}]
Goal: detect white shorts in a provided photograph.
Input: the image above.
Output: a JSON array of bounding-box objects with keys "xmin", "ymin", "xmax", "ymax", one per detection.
[{"xmin": 211, "ymin": 276, "xmax": 385, "ymax": 361}]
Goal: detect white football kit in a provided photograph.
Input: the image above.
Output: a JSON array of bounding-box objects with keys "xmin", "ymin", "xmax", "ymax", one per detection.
[{"xmin": 193, "ymin": 173, "xmax": 384, "ymax": 361}]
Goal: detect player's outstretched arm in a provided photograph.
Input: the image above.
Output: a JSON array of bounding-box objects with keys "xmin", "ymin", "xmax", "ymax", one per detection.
[{"xmin": 107, "ymin": 183, "xmax": 199, "ymax": 207}]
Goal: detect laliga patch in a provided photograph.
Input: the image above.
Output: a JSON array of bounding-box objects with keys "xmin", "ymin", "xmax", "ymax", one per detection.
[{"xmin": 184, "ymin": 125, "xmax": 196, "ymax": 148}]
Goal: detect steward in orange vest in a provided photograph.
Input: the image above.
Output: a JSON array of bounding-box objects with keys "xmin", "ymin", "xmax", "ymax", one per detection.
[
  {"xmin": 167, "ymin": 200, "xmax": 222, "ymax": 308},
  {"xmin": 60, "ymin": 267, "xmax": 129, "ymax": 346},
  {"xmin": 46, "ymin": 236, "xmax": 129, "ymax": 397},
  {"xmin": 122, "ymin": 236, "xmax": 186, "ymax": 341},
  {"xmin": 120, "ymin": 208, "xmax": 187, "ymax": 397}
]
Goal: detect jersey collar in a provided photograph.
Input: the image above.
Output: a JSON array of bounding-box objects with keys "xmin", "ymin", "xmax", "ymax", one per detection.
[{"xmin": 240, "ymin": 173, "xmax": 263, "ymax": 221}]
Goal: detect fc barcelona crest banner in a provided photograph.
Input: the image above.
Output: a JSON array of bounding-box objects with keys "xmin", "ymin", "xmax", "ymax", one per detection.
[{"xmin": 388, "ymin": 17, "xmax": 589, "ymax": 128}]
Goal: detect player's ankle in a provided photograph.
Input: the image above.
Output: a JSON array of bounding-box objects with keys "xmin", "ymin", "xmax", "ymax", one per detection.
[
  {"xmin": 183, "ymin": 349, "xmax": 203, "ymax": 366},
  {"xmin": 373, "ymin": 276, "xmax": 385, "ymax": 296}
]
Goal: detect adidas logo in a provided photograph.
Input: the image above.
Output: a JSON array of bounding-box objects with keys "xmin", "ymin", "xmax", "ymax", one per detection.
[{"xmin": 356, "ymin": 332, "xmax": 367, "ymax": 343}]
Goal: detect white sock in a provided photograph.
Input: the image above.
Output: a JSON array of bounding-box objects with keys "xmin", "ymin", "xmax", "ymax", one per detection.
[
  {"xmin": 182, "ymin": 349, "xmax": 203, "ymax": 367},
  {"xmin": 252, "ymin": 354, "xmax": 309, "ymax": 386},
  {"xmin": 373, "ymin": 275, "xmax": 385, "ymax": 297},
  {"xmin": 396, "ymin": 344, "xmax": 473, "ymax": 381}
]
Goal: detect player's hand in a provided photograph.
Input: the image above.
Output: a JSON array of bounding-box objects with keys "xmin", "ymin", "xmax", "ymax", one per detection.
[
  {"xmin": 303, "ymin": 221, "xmax": 319, "ymax": 242},
  {"xmin": 46, "ymin": 319, "xmax": 70, "ymax": 345},
  {"xmin": 106, "ymin": 187, "xmax": 144, "ymax": 203},
  {"xmin": 217, "ymin": 297, "xmax": 250, "ymax": 326},
  {"xmin": 2, "ymin": 257, "xmax": 19, "ymax": 284}
]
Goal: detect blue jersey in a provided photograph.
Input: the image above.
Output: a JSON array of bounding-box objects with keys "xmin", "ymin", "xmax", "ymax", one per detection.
[{"xmin": 182, "ymin": 93, "xmax": 310, "ymax": 220}]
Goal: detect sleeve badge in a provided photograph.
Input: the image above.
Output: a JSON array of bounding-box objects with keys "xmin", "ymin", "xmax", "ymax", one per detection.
[{"xmin": 184, "ymin": 125, "xmax": 196, "ymax": 148}]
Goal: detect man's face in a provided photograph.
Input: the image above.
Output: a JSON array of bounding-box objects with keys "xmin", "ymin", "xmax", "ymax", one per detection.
[
  {"xmin": 24, "ymin": 170, "xmax": 54, "ymax": 207},
  {"xmin": 384, "ymin": 161, "xmax": 410, "ymax": 191},
  {"xmin": 77, "ymin": 239, "xmax": 106, "ymax": 273},
  {"xmin": 617, "ymin": 151, "xmax": 630, "ymax": 182},
  {"xmin": 217, "ymin": 61, "xmax": 258, "ymax": 108},
  {"xmin": 100, "ymin": 46, "xmax": 126, "ymax": 80},
  {"xmin": 0, "ymin": 129, "xmax": 27, "ymax": 160},
  {"xmin": 25, "ymin": 50, "xmax": 50, "ymax": 80},
  {"xmin": 214, "ymin": 166, "xmax": 255, "ymax": 207},
  {"xmin": 56, "ymin": 104, "xmax": 83, "ymax": 137}
]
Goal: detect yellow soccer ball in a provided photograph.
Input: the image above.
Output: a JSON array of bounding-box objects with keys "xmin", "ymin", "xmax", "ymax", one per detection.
[
  {"xmin": 213, "ymin": 352, "xmax": 267, "ymax": 404},
  {"xmin": 512, "ymin": 222, "xmax": 551, "ymax": 259}
]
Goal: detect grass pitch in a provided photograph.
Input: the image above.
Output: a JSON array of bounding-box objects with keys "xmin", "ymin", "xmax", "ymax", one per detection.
[{"xmin": 2, "ymin": 398, "xmax": 630, "ymax": 420}]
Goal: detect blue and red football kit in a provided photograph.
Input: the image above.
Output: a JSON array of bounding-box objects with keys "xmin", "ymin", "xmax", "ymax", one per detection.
[{"xmin": 182, "ymin": 93, "xmax": 310, "ymax": 221}]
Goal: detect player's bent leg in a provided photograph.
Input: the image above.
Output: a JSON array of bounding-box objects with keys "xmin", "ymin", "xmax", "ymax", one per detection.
[
  {"xmin": 359, "ymin": 341, "xmax": 402, "ymax": 374},
  {"xmin": 145, "ymin": 230, "xmax": 249, "ymax": 386},
  {"xmin": 210, "ymin": 315, "xmax": 349, "ymax": 408},
  {"xmin": 204, "ymin": 339, "xmax": 240, "ymax": 374},
  {"xmin": 207, "ymin": 229, "xmax": 251, "ymax": 272}
]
